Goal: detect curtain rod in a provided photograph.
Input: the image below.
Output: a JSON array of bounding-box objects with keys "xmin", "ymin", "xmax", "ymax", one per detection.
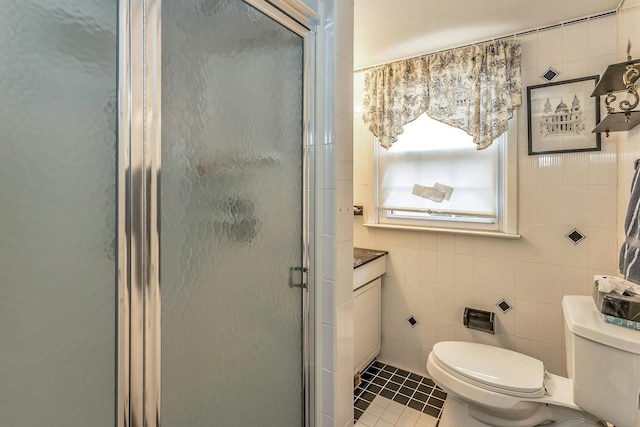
[{"xmin": 353, "ymin": 9, "xmax": 617, "ymax": 73}]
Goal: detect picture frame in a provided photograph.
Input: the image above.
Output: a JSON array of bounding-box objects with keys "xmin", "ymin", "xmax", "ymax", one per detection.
[{"xmin": 527, "ymin": 75, "xmax": 601, "ymax": 155}]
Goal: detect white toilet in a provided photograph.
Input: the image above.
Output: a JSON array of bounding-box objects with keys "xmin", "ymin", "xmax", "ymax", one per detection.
[{"xmin": 426, "ymin": 295, "xmax": 640, "ymax": 427}]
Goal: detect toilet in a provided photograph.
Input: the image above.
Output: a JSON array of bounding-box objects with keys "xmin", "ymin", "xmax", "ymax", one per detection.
[{"xmin": 426, "ymin": 295, "xmax": 640, "ymax": 427}]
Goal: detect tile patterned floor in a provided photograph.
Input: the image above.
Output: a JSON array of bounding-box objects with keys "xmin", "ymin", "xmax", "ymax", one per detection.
[{"xmin": 354, "ymin": 361, "xmax": 446, "ymax": 426}]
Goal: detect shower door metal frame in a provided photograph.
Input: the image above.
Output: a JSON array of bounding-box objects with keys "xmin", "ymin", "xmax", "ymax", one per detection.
[{"xmin": 117, "ymin": 0, "xmax": 317, "ymax": 426}]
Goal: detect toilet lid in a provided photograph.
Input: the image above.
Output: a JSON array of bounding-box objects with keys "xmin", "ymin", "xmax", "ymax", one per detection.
[{"xmin": 432, "ymin": 342, "xmax": 545, "ymax": 397}]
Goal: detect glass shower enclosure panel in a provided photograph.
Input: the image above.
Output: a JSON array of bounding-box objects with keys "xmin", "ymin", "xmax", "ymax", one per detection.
[
  {"xmin": 0, "ymin": 1, "xmax": 117, "ymax": 425},
  {"xmin": 161, "ymin": 1, "xmax": 306, "ymax": 425}
]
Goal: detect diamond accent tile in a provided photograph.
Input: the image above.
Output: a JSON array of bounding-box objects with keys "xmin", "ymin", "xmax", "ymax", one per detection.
[
  {"xmin": 496, "ymin": 299, "xmax": 512, "ymax": 313},
  {"xmin": 566, "ymin": 228, "xmax": 586, "ymax": 245},
  {"xmin": 541, "ymin": 67, "xmax": 560, "ymax": 82}
]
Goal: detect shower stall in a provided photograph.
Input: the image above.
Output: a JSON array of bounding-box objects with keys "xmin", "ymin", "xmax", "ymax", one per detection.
[{"xmin": 0, "ymin": 0, "xmax": 317, "ymax": 425}]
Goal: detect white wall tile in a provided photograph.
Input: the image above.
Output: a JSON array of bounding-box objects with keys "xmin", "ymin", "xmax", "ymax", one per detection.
[
  {"xmin": 561, "ymin": 59, "xmax": 590, "ymax": 80},
  {"xmin": 519, "ymin": 185, "xmax": 539, "ymax": 224},
  {"xmin": 493, "ymin": 239, "xmax": 516, "ymax": 260},
  {"xmin": 538, "ymin": 156, "xmax": 563, "ymax": 184},
  {"xmin": 515, "ymin": 261, "xmax": 538, "ymax": 302},
  {"xmin": 405, "ymin": 281, "xmax": 421, "ymax": 317},
  {"xmin": 322, "ymin": 368, "xmax": 335, "ymax": 417},
  {"xmin": 336, "ymin": 301, "xmax": 354, "ymax": 370},
  {"xmin": 420, "ymin": 283, "xmax": 437, "ymax": 317},
  {"xmin": 436, "ymin": 252, "xmax": 455, "ymax": 285},
  {"xmin": 380, "ymin": 336, "xmax": 405, "ymax": 364},
  {"xmin": 454, "ymin": 323, "xmax": 474, "ymax": 342},
  {"xmin": 473, "ymin": 256, "xmax": 494, "ymax": 294},
  {"xmin": 454, "ymin": 235, "xmax": 475, "ymax": 255},
  {"xmin": 436, "ymin": 320, "xmax": 455, "ymax": 342},
  {"xmin": 589, "ymin": 149, "xmax": 617, "ymax": 185},
  {"xmin": 404, "ymin": 344, "xmax": 424, "ymax": 374},
  {"xmin": 437, "ymin": 234, "xmax": 455, "ymax": 252},
  {"xmin": 381, "ymin": 308, "xmax": 406, "ymax": 342},
  {"xmin": 562, "ymin": 153, "xmax": 589, "ymax": 185},
  {"xmin": 562, "ymin": 233, "xmax": 589, "ymax": 268},
  {"xmin": 562, "ymin": 266, "xmax": 591, "ymax": 297},
  {"xmin": 537, "ymin": 303, "xmax": 563, "ymax": 346},
  {"xmin": 323, "ymin": 324, "xmax": 336, "ymax": 370},
  {"xmin": 515, "ymin": 337, "xmax": 538, "ymax": 359},
  {"xmin": 382, "ymin": 277, "xmax": 406, "ymax": 311},
  {"xmin": 473, "ymin": 237, "xmax": 494, "ymax": 258},
  {"xmin": 588, "ymin": 226, "xmax": 618, "ymax": 270},
  {"xmin": 589, "ymin": 17, "xmax": 617, "ymax": 58},
  {"xmin": 588, "ymin": 185, "xmax": 617, "ymax": 227},
  {"xmin": 515, "ymin": 299, "xmax": 538, "ymax": 340},
  {"xmin": 519, "ymin": 155, "xmax": 539, "ymax": 185},
  {"xmin": 420, "ymin": 250, "xmax": 438, "ymax": 283},
  {"xmin": 336, "ymin": 360, "xmax": 355, "ymax": 427},
  {"xmin": 561, "ymin": 185, "xmax": 589, "ymax": 226},
  {"xmin": 454, "ymin": 254, "xmax": 474, "ymax": 291},
  {"xmin": 405, "ymin": 249, "xmax": 422, "ymax": 282},
  {"xmin": 519, "ymin": 33, "xmax": 538, "ymax": 70},
  {"xmin": 538, "ymin": 29, "xmax": 563, "ymax": 68},
  {"xmin": 420, "ymin": 317, "xmax": 438, "ymax": 352},
  {"xmin": 538, "ymin": 225, "xmax": 563, "ymax": 265},
  {"xmin": 436, "ymin": 286, "xmax": 455, "ymax": 323},
  {"xmin": 492, "ymin": 259, "xmax": 516, "ymax": 300},
  {"xmin": 420, "ymin": 232, "xmax": 438, "ymax": 251},
  {"xmin": 537, "ymin": 263, "xmax": 563, "ymax": 305},
  {"xmin": 323, "ymin": 279, "xmax": 336, "ymax": 326},
  {"xmin": 562, "ymin": 22, "xmax": 589, "ymax": 63},
  {"xmin": 473, "ymin": 292, "xmax": 494, "ymax": 312},
  {"xmin": 336, "ymin": 241, "xmax": 353, "ymax": 306},
  {"xmin": 538, "ymin": 185, "xmax": 562, "ymax": 225}
]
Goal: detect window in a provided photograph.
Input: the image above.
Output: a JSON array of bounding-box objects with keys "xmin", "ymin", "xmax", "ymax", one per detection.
[{"xmin": 374, "ymin": 113, "xmax": 518, "ymax": 236}]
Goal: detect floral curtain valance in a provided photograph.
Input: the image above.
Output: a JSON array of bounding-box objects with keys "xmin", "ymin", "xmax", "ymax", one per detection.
[{"xmin": 362, "ymin": 39, "xmax": 522, "ymax": 150}]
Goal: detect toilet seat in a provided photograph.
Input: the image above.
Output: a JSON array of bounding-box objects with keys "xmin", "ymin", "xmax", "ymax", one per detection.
[{"xmin": 431, "ymin": 342, "xmax": 545, "ymax": 398}]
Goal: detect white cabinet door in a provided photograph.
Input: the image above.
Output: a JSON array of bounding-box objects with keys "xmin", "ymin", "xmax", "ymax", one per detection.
[{"xmin": 354, "ymin": 278, "xmax": 381, "ymax": 374}]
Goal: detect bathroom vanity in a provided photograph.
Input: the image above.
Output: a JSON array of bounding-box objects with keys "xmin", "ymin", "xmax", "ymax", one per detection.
[{"xmin": 353, "ymin": 247, "xmax": 388, "ymax": 376}]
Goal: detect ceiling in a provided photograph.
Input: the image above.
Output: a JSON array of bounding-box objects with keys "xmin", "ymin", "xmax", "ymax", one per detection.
[{"xmin": 354, "ymin": 0, "xmax": 621, "ymax": 70}]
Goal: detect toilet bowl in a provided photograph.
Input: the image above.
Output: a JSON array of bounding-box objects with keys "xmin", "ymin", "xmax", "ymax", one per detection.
[
  {"xmin": 426, "ymin": 296, "xmax": 640, "ymax": 427},
  {"xmin": 426, "ymin": 342, "xmax": 603, "ymax": 427}
]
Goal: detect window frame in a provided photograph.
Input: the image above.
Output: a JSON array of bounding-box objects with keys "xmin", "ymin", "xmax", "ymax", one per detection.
[{"xmin": 371, "ymin": 112, "xmax": 519, "ymax": 237}]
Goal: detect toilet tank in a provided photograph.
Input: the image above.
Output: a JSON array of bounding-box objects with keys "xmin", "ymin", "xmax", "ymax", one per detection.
[{"xmin": 563, "ymin": 295, "xmax": 640, "ymax": 427}]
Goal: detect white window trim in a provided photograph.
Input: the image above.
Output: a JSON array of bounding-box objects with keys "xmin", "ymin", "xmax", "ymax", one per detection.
[{"xmin": 365, "ymin": 111, "xmax": 520, "ymax": 239}]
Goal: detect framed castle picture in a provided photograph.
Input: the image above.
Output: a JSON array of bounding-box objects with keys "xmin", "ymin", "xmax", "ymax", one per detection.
[{"xmin": 527, "ymin": 75, "xmax": 601, "ymax": 155}]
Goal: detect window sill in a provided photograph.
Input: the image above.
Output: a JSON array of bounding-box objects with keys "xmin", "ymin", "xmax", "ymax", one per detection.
[{"xmin": 363, "ymin": 223, "xmax": 520, "ymax": 239}]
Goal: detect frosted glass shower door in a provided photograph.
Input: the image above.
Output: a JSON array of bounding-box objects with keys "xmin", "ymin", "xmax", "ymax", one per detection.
[
  {"xmin": 0, "ymin": 1, "xmax": 117, "ymax": 425},
  {"xmin": 161, "ymin": 1, "xmax": 308, "ymax": 425}
]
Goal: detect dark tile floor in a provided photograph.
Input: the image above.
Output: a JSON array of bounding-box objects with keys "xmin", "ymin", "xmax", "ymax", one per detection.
[{"xmin": 354, "ymin": 361, "xmax": 446, "ymax": 425}]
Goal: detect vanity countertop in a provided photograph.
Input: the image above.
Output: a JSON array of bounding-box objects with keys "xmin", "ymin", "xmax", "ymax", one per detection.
[{"xmin": 354, "ymin": 247, "xmax": 388, "ymax": 269}]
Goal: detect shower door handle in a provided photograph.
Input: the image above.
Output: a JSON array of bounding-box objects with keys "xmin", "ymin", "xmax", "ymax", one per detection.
[{"xmin": 289, "ymin": 266, "xmax": 308, "ymax": 289}]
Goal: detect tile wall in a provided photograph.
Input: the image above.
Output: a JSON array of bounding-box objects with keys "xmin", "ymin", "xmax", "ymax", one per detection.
[
  {"xmin": 353, "ymin": 14, "xmax": 619, "ymax": 377},
  {"xmin": 321, "ymin": 0, "xmax": 355, "ymax": 426}
]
